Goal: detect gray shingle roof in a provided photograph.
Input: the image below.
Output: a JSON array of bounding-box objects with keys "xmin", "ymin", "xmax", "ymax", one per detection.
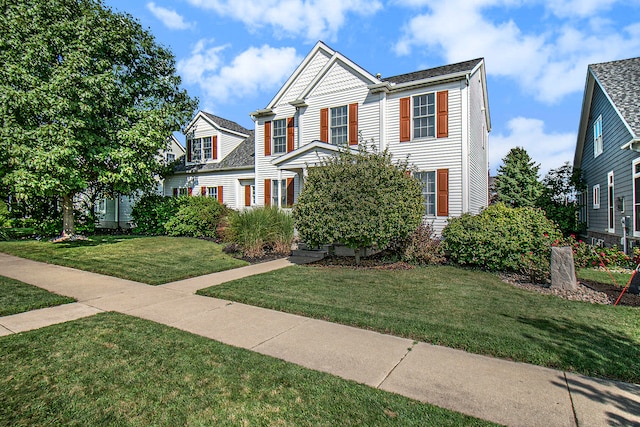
[
  {"xmin": 201, "ymin": 112, "xmax": 251, "ymax": 135},
  {"xmin": 175, "ymin": 131, "xmax": 255, "ymax": 173},
  {"xmin": 590, "ymin": 57, "xmax": 640, "ymax": 137},
  {"xmin": 383, "ymin": 58, "xmax": 483, "ymax": 84}
]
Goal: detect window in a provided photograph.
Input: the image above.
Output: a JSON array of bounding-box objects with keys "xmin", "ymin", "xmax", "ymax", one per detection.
[
  {"xmin": 191, "ymin": 138, "xmax": 202, "ymax": 162},
  {"xmin": 593, "ymin": 185, "xmax": 600, "ymax": 209},
  {"xmin": 272, "ymin": 180, "xmax": 287, "ymax": 207},
  {"xmin": 97, "ymin": 199, "xmax": 107, "ymax": 214},
  {"xmin": 415, "ymin": 171, "xmax": 436, "ymax": 216},
  {"xmin": 273, "ymin": 119, "xmax": 287, "ymax": 154},
  {"xmin": 165, "ymin": 153, "xmax": 175, "ymax": 163},
  {"xmin": 634, "ymin": 161, "xmax": 640, "ymax": 235},
  {"xmin": 330, "ymin": 105, "xmax": 348, "ymax": 145},
  {"xmin": 594, "ymin": 115, "xmax": 603, "ymax": 157},
  {"xmin": 578, "ymin": 190, "xmax": 588, "ymax": 227},
  {"xmin": 413, "ymin": 93, "xmax": 435, "ymax": 139},
  {"xmin": 608, "ymin": 171, "xmax": 615, "ymax": 232},
  {"xmin": 207, "ymin": 187, "xmax": 218, "ymax": 199},
  {"xmin": 202, "ymin": 136, "xmax": 212, "ymax": 159},
  {"xmin": 173, "ymin": 187, "xmax": 188, "ymax": 197}
]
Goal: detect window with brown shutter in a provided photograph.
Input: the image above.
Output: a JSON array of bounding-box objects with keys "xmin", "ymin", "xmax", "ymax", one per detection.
[
  {"xmin": 437, "ymin": 169, "xmax": 449, "ymax": 216},
  {"xmin": 173, "ymin": 188, "xmax": 178, "ymax": 197},
  {"xmin": 217, "ymin": 186, "xmax": 223, "ymax": 203},
  {"xmin": 349, "ymin": 103, "xmax": 358, "ymax": 146},
  {"xmin": 287, "ymin": 117, "xmax": 295, "ymax": 152},
  {"xmin": 186, "ymin": 139, "xmax": 192, "ymax": 161},
  {"xmin": 264, "ymin": 121, "xmax": 272, "ymax": 156},
  {"xmin": 400, "ymin": 97, "xmax": 411, "ymax": 142},
  {"xmin": 201, "ymin": 186, "xmax": 206, "ymax": 196},
  {"xmin": 188, "ymin": 187, "xmax": 193, "ymax": 196},
  {"xmin": 244, "ymin": 185, "xmax": 251, "ymax": 207},
  {"xmin": 212, "ymin": 136, "xmax": 218, "ymax": 159},
  {"xmin": 320, "ymin": 108, "xmax": 328, "ymax": 142},
  {"xmin": 437, "ymin": 91, "xmax": 449, "ymax": 138},
  {"xmin": 264, "ymin": 179, "xmax": 271, "ymax": 206},
  {"xmin": 286, "ymin": 178, "xmax": 294, "ymax": 206}
]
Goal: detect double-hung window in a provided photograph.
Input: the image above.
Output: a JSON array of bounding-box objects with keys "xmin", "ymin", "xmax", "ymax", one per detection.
[
  {"xmin": 593, "ymin": 185, "xmax": 600, "ymax": 209},
  {"xmin": 273, "ymin": 119, "xmax": 287, "ymax": 154},
  {"xmin": 207, "ymin": 187, "xmax": 218, "ymax": 200},
  {"xmin": 413, "ymin": 93, "xmax": 435, "ymax": 139},
  {"xmin": 272, "ymin": 180, "xmax": 287, "ymax": 207},
  {"xmin": 608, "ymin": 171, "xmax": 615, "ymax": 233},
  {"xmin": 415, "ymin": 171, "xmax": 436, "ymax": 216},
  {"xmin": 190, "ymin": 138, "xmax": 202, "ymax": 162},
  {"xmin": 594, "ymin": 115, "xmax": 603, "ymax": 157},
  {"xmin": 330, "ymin": 106, "xmax": 348, "ymax": 145},
  {"xmin": 202, "ymin": 136, "xmax": 212, "ymax": 159}
]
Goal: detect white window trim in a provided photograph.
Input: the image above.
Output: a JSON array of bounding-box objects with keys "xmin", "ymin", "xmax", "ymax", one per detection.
[
  {"xmin": 592, "ymin": 184, "xmax": 600, "ymax": 209},
  {"xmin": 207, "ymin": 187, "xmax": 218, "ymax": 199},
  {"xmin": 330, "ymin": 105, "xmax": 348, "ymax": 146},
  {"xmin": 607, "ymin": 171, "xmax": 615, "ymax": 233},
  {"xmin": 593, "ymin": 115, "xmax": 603, "ymax": 158},
  {"xmin": 412, "ymin": 92, "xmax": 436, "ymax": 140},
  {"xmin": 414, "ymin": 171, "xmax": 437, "ymax": 216},
  {"xmin": 273, "ymin": 119, "xmax": 287, "ymax": 154}
]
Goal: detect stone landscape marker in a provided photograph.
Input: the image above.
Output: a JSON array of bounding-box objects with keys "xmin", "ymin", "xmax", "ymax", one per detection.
[{"xmin": 550, "ymin": 246, "xmax": 578, "ymax": 291}]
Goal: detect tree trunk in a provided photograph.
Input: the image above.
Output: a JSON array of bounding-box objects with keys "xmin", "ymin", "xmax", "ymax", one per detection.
[{"xmin": 62, "ymin": 194, "xmax": 75, "ymax": 237}]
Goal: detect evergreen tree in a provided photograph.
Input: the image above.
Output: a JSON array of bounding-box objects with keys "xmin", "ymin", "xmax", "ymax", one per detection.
[
  {"xmin": 494, "ymin": 147, "xmax": 543, "ymax": 208},
  {"xmin": 537, "ymin": 162, "xmax": 586, "ymax": 236}
]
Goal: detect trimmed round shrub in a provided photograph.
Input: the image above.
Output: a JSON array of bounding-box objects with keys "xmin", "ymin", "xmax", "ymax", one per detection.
[
  {"xmin": 131, "ymin": 194, "xmax": 181, "ymax": 235},
  {"xmin": 442, "ymin": 203, "xmax": 562, "ymax": 276},
  {"xmin": 165, "ymin": 196, "xmax": 227, "ymax": 239}
]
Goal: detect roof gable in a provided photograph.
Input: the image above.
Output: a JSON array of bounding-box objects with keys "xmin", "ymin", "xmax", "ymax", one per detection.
[
  {"xmin": 184, "ymin": 111, "xmax": 250, "ymax": 136},
  {"xmin": 383, "ymin": 58, "xmax": 484, "ymax": 85}
]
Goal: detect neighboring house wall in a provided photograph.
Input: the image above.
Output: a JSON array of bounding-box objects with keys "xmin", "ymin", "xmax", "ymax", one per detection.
[{"xmin": 468, "ymin": 66, "xmax": 490, "ymax": 214}]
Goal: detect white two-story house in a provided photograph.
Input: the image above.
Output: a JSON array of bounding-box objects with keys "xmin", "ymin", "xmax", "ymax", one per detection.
[{"xmin": 249, "ymin": 41, "xmax": 490, "ymax": 233}]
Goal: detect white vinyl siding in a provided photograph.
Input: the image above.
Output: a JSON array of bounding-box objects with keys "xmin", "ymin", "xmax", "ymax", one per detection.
[
  {"xmin": 163, "ymin": 169, "xmax": 254, "ymax": 210},
  {"xmin": 468, "ymin": 68, "xmax": 489, "ymax": 214}
]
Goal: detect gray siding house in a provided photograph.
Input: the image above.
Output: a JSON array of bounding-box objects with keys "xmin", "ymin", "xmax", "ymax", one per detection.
[{"xmin": 574, "ymin": 57, "xmax": 640, "ymax": 250}]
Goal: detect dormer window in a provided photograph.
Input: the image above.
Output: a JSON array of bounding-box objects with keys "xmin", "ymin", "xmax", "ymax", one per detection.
[{"xmin": 187, "ymin": 136, "xmax": 218, "ymax": 163}]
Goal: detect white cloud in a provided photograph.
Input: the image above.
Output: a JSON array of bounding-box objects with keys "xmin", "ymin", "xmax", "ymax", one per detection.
[
  {"xmin": 490, "ymin": 117, "xmax": 576, "ymax": 176},
  {"xmin": 177, "ymin": 41, "xmax": 303, "ymax": 106},
  {"xmin": 545, "ymin": 0, "xmax": 619, "ymax": 18},
  {"xmin": 146, "ymin": 2, "xmax": 191, "ymax": 30},
  {"xmin": 394, "ymin": 0, "xmax": 640, "ymax": 103},
  {"xmin": 185, "ymin": 0, "xmax": 382, "ymax": 41}
]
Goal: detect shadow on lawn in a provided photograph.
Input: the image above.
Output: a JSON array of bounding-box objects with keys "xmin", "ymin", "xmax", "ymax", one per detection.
[
  {"xmin": 515, "ymin": 316, "xmax": 638, "ymax": 384},
  {"xmin": 51, "ymin": 235, "xmax": 138, "ymax": 248}
]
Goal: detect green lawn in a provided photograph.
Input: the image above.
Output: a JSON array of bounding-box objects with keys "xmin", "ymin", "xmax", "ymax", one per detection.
[
  {"xmin": 0, "ymin": 313, "xmax": 494, "ymax": 426},
  {"xmin": 0, "ymin": 236, "xmax": 248, "ymax": 285},
  {"xmin": 577, "ymin": 268, "xmax": 632, "ymax": 287},
  {"xmin": 0, "ymin": 276, "xmax": 75, "ymax": 317},
  {"xmin": 198, "ymin": 265, "xmax": 640, "ymax": 384}
]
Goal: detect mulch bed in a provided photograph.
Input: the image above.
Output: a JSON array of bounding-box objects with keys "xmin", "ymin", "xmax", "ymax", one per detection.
[
  {"xmin": 310, "ymin": 255, "xmax": 414, "ymax": 271},
  {"xmin": 580, "ymin": 279, "xmax": 640, "ymax": 307}
]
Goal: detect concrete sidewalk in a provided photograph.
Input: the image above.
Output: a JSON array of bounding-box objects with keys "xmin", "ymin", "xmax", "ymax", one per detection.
[{"xmin": 1, "ymin": 252, "xmax": 638, "ymax": 426}]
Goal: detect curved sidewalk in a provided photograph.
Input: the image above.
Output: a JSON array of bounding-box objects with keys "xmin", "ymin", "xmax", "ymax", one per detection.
[{"xmin": 1, "ymin": 252, "xmax": 638, "ymax": 427}]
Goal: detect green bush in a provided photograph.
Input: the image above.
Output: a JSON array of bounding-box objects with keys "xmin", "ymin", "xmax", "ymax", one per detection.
[
  {"xmin": 0, "ymin": 201, "xmax": 11, "ymax": 240},
  {"xmin": 442, "ymin": 203, "xmax": 562, "ymax": 278},
  {"xmin": 131, "ymin": 194, "xmax": 181, "ymax": 235},
  {"xmin": 293, "ymin": 146, "xmax": 424, "ymax": 263},
  {"xmin": 165, "ymin": 196, "xmax": 227, "ymax": 239},
  {"xmin": 227, "ymin": 207, "xmax": 294, "ymax": 257},
  {"xmin": 401, "ymin": 223, "xmax": 445, "ymax": 265}
]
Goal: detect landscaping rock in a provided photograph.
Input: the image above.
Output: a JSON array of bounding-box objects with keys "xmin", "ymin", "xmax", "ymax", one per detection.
[{"xmin": 551, "ymin": 246, "xmax": 577, "ymax": 291}]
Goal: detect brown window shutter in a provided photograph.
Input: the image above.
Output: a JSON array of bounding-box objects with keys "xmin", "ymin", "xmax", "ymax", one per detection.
[
  {"xmin": 437, "ymin": 168, "xmax": 449, "ymax": 216},
  {"xmin": 173, "ymin": 188, "xmax": 178, "ymax": 197},
  {"xmin": 405, "ymin": 170, "xmax": 411, "ymax": 177},
  {"xmin": 264, "ymin": 179, "xmax": 271, "ymax": 206},
  {"xmin": 188, "ymin": 187, "xmax": 193, "ymax": 196},
  {"xmin": 212, "ymin": 136, "xmax": 218, "ymax": 159},
  {"xmin": 186, "ymin": 140, "xmax": 192, "ymax": 162},
  {"xmin": 400, "ymin": 97, "xmax": 411, "ymax": 142},
  {"xmin": 287, "ymin": 117, "xmax": 295, "ymax": 153},
  {"xmin": 286, "ymin": 177, "xmax": 294, "ymax": 206},
  {"xmin": 264, "ymin": 121, "xmax": 272, "ymax": 156},
  {"xmin": 244, "ymin": 185, "xmax": 251, "ymax": 207},
  {"xmin": 320, "ymin": 108, "xmax": 328, "ymax": 142},
  {"xmin": 437, "ymin": 90, "xmax": 449, "ymax": 138},
  {"xmin": 349, "ymin": 103, "xmax": 358, "ymax": 146},
  {"xmin": 217, "ymin": 186, "xmax": 223, "ymax": 203},
  {"xmin": 201, "ymin": 186, "xmax": 206, "ymax": 196}
]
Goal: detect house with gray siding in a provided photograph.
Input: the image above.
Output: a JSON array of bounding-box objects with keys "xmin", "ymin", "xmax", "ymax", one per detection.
[
  {"xmin": 574, "ymin": 57, "xmax": 640, "ymax": 250},
  {"xmin": 250, "ymin": 41, "xmax": 491, "ymax": 234}
]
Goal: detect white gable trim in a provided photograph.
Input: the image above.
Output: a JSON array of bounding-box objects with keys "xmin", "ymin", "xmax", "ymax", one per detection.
[
  {"xmin": 271, "ymin": 140, "xmax": 358, "ymax": 169},
  {"xmin": 184, "ymin": 111, "xmax": 249, "ymax": 138}
]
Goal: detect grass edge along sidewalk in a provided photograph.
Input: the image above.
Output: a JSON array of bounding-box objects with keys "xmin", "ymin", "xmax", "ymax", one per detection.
[
  {"xmin": 198, "ymin": 264, "xmax": 640, "ymax": 384},
  {"xmin": 0, "ymin": 236, "xmax": 248, "ymax": 285},
  {"xmin": 0, "ymin": 312, "xmax": 496, "ymax": 427},
  {"xmin": 0, "ymin": 275, "xmax": 75, "ymax": 317}
]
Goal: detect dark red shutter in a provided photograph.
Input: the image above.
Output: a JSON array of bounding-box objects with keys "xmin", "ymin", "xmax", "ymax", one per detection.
[
  {"xmin": 188, "ymin": 187, "xmax": 193, "ymax": 196},
  {"xmin": 400, "ymin": 97, "xmax": 411, "ymax": 142},
  {"xmin": 286, "ymin": 178, "xmax": 294, "ymax": 206},
  {"xmin": 264, "ymin": 179, "xmax": 271, "ymax": 206},
  {"xmin": 201, "ymin": 186, "xmax": 206, "ymax": 196},
  {"xmin": 186, "ymin": 140, "xmax": 192, "ymax": 161},
  {"xmin": 217, "ymin": 186, "xmax": 223, "ymax": 203},
  {"xmin": 437, "ymin": 91, "xmax": 449, "ymax": 138},
  {"xmin": 212, "ymin": 136, "xmax": 218, "ymax": 159},
  {"xmin": 173, "ymin": 188, "xmax": 178, "ymax": 197},
  {"xmin": 244, "ymin": 185, "xmax": 251, "ymax": 207},
  {"xmin": 349, "ymin": 103, "xmax": 358, "ymax": 146},
  {"xmin": 320, "ymin": 108, "xmax": 328, "ymax": 142},
  {"xmin": 437, "ymin": 169, "xmax": 449, "ymax": 216},
  {"xmin": 287, "ymin": 117, "xmax": 295, "ymax": 153},
  {"xmin": 264, "ymin": 121, "xmax": 272, "ymax": 156}
]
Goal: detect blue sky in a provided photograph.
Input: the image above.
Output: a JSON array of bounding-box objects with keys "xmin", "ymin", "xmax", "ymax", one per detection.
[{"xmin": 104, "ymin": 0, "xmax": 640, "ymax": 176}]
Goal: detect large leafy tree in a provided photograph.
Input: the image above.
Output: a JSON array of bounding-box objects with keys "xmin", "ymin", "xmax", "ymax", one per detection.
[
  {"xmin": 293, "ymin": 146, "xmax": 425, "ymax": 263},
  {"xmin": 494, "ymin": 147, "xmax": 543, "ymax": 208},
  {"xmin": 0, "ymin": 0, "xmax": 197, "ymax": 236},
  {"xmin": 537, "ymin": 162, "xmax": 586, "ymax": 236}
]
